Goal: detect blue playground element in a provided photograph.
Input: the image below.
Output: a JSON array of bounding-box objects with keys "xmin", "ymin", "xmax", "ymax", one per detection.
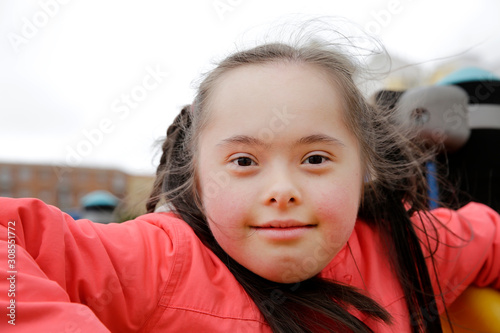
[
  {"xmin": 426, "ymin": 161, "xmax": 439, "ymax": 210},
  {"xmin": 437, "ymin": 67, "xmax": 500, "ymax": 85},
  {"xmin": 80, "ymin": 190, "xmax": 119, "ymax": 208}
]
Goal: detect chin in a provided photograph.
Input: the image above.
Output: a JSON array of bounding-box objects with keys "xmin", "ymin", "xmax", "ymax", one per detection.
[{"xmin": 253, "ymin": 267, "xmax": 318, "ymax": 284}]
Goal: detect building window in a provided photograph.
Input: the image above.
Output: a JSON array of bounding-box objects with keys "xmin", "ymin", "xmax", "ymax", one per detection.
[
  {"xmin": 39, "ymin": 168, "xmax": 52, "ymax": 182},
  {"xmin": 56, "ymin": 167, "xmax": 72, "ymax": 184},
  {"xmin": 18, "ymin": 166, "xmax": 32, "ymax": 182},
  {"xmin": 112, "ymin": 173, "xmax": 126, "ymax": 194},
  {"xmin": 58, "ymin": 187, "xmax": 73, "ymax": 210},
  {"xmin": 39, "ymin": 190, "xmax": 54, "ymax": 204},
  {"xmin": 0, "ymin": 168, "xmax": 12, "ymax": 197},
  {"xmin": 0, "ymin": 166, "xmax": 12, "ymax": 186}
]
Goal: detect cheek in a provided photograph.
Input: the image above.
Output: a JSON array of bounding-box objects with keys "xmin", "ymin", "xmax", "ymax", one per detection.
[
  {"xmin": 197, "ymin": 160, "xmax": 253, "ymax": 242},
  {"xmin": 202, "ymin": 186, "xmax": 254, "ymax": 262},
  {"xmin": 198, "ymin": 160, "xmax": 257, "ymax": 223},
  {"xmin": 199, "ymin": 175, "xmax": 250, "ymax": 231},
  {"xmin": 315, "ymin": 182, "xmax": 361, "ymax": 219},
  {"xmin": 205, "ymin": 193, "xmax": 242, "ymax": 225},
  {"xmin": 313, "ymin": 182, "xmax": 361, "ymax": 247}
]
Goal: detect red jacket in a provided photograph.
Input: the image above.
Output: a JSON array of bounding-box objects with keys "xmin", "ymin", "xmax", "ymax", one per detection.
[{"xmin": 0, "ymin": 197, "xmax": 499, "ymax": 332}]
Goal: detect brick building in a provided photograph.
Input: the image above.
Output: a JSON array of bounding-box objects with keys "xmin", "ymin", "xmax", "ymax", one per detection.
[{"xmin": 0, "ymin": 163, "xmax": 153, "ymax": 217}]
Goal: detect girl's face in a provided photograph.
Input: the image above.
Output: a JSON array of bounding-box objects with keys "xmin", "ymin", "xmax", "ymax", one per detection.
[{"xmin": 197, "ymin": 62, "xmax": 364, "ymax": 283}]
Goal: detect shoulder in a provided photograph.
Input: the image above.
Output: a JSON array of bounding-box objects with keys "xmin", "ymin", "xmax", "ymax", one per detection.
[
  {"xmin": 412, "ymin": 202, "xmax": 500, "ymax": 251},
  {"xmin": 132, "ymin": 211, "xmax": 198, "ymax": 239},
  {"xmin": 413, "ymin": 203, "xmax": 500, "ymax": 308},
  {"xmin": 321, "ymin": 218, "xmax": 402, "ymax": 298},
  {"xmin": 130, "ymin": 214, "xmax": 268, "ymax": 331}
]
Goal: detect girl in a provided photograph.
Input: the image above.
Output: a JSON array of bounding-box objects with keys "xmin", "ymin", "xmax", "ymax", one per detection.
[{"xmin": 1, "ymin": 34, "xmax": 499, "ymax": 333}]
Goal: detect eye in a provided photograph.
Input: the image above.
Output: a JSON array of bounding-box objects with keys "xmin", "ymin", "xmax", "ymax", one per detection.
[
  {"xmin": 302, "ymin": 155, "xmax": 330, "ymax": 165},
  {"xmin": 231, "ymin": 156, "xmax": 256, "ymax": 167}
]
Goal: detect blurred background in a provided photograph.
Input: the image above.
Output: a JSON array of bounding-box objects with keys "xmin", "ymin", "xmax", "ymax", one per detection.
[{"xmin": 1, "ymin": 0, "xmax": 499, "ymax": 220}]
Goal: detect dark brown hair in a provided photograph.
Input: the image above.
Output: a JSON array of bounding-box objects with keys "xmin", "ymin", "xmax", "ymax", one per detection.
[{"xmin": 146, "ymin": 40, "xmax": 444, "ymax": 332}]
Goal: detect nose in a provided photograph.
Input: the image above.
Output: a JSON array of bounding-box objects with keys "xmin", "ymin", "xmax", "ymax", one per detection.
[{"xmin": 262, "ymin": 166, "xmax": 301, "ymax": 209}]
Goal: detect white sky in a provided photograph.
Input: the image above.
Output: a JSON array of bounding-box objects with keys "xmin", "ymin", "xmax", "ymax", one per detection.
[{"xmin": 1, "ymin": 0, "xmax": 500, "ymax": 175}]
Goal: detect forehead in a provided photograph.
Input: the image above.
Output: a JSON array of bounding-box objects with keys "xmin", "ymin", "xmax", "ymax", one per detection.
[
  {"xmin": 203, "ymin": 62, "xmax": 351, "ymax": 137},
  {"xmin": 210, "ymin": 61, "xmax": 343, "ymax": 111}
]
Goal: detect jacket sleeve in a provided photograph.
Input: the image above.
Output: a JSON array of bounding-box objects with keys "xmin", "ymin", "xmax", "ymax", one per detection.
[
  {"xmin": 0, "ymin": 197, "xmax": 175, "ymax": 332},
  {"xmin": 415, "ymin": 202, "xmax": 500, "ymax": 310}
]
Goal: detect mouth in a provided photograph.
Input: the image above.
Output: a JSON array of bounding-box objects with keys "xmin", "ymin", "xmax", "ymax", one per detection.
[
  {"xmin": 253, "ymin": 219, "xmax": 316, "ymax": 229},
  {"xmin": 251, "ymin": 220, "xmax": 317, "ymax": 241}
]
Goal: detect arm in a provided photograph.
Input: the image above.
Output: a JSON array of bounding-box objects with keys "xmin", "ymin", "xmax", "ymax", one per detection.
[
  {"xmin": 416, "ymin": 202, "xmax": 500, "ymax": 309},
  {"xmin": 0, "ymin": 197, "xmax": 173, "ymax": 332}
]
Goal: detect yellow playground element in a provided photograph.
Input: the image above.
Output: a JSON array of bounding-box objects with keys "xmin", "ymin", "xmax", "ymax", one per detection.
[{"xmin": 441, "ymin": 286, "xmax": 500, "ymax": 333}]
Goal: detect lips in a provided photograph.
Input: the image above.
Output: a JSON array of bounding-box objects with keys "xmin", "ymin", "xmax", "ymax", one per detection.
[
  {"xmin": 254, "ymin": 219, "xmax": 316, "ymax": 229},
  {"xmin": 251, "ymin": 220, "xmax": 316, "ymax": 241}
]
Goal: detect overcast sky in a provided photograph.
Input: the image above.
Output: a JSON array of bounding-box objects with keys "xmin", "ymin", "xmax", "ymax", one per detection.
[{"xmin": 1, "ymin": 0, "xmax": 500, "ymax": 175}]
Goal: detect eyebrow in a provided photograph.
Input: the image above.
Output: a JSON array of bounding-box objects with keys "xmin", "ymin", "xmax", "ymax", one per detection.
[
  {"xmin": 295, "ymin": 134, "xmax": 346, "ymax": 148},
  {"xmin": 217, "ymin": 133, "xmax": 346, "ymax": 149},
  {"xmin": 217, "ymin": 135, "xmax": 270, "ymax": 148}
]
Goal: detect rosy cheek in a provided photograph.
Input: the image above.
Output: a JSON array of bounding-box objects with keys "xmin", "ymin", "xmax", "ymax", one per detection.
[
  {"xmin": 314, "ymin": 186, "xmax": 359, "ymax": 245},
  {"xmin": 315, "ymin": 187, "xmax": 353, "ymax": 218},
  {"xmin": 203, "ymin": 186, "xmax": 245, "ymax": 227}
]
